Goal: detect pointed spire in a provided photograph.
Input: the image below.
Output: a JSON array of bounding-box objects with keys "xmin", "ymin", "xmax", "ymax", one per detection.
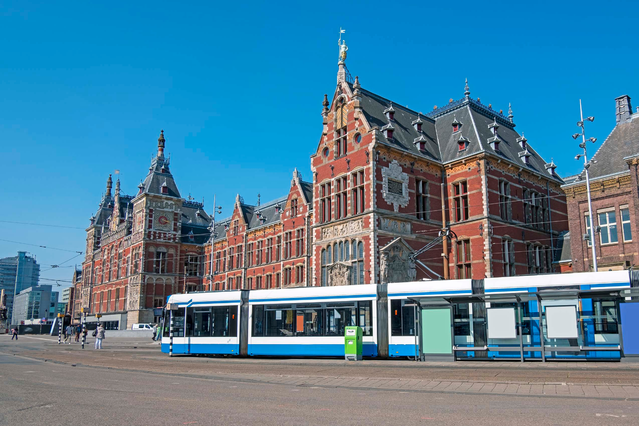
[
  {"xmin": 507, "ymin": 103, "xmax": 514, "ymax": 123},
  {"xmin": 464, "ymin": 78, "xmax": 470, "ymax": 98},
  {"xmin": 353, "ymin": 76, "xmax": 361, "ymax": 97},
  {"xmin": 115, "ymin": 178, "xmax": 120, "ymax": 196},
  {"xmin": 322, "ymin": 94, "xmax": 329, "ymax": 116},
  {"xmin": 137, "ymin": 180, "xmax": 144, "ymax": 195},
  {"xmin": 257, "ymin": 193, "xmax": 261, "ymax": 206},
  {"xmin": 105, "ymin": 174, "xmax": 113, "ymax": 198},
  {"xmin": 157, "ymin": 130, "xmax": 166, "ymax": 158}
]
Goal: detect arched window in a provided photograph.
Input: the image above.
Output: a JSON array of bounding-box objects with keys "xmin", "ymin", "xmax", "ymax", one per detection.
[
  {"xmin": 321, "ymin": 249, "xmax": 327, "ymax": 287},
  {"xmin": 351, "ymin": 241, "xmax": 365, "ymax": 285},
  {"xmin": 333, "ymin": 244, "xmax": 338, "ymax": 264},
  {"xmin": 345, "ymin": 242, "xmax": 350, "ymax": 261},
  {"xmin": 338, "ymin": 242, "xmax": 343, "ymax": 262}
]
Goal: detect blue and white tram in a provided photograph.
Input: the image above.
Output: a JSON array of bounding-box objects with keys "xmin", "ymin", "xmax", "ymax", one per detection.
[
  {"xmin": 161, "ymin": 291, "xmax": 242, "ymax": 355},
  {"xmin": 248, "ymin": 284, "xmax": 379, "ymax": 357},
  {"xmin": 387, "ymin": 279, "xmax": 473, "ymax": 357}
]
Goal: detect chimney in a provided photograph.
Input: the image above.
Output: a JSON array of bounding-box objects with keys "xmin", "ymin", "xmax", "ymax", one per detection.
[{"xmin": 615, "ymin": 95, "xmax": 632, "ymax": 123}]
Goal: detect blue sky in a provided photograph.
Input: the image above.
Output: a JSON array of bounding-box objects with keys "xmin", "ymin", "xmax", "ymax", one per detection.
[{"xmin": 1, "ymin": 1, "xmax": 637, "ymax": 287}]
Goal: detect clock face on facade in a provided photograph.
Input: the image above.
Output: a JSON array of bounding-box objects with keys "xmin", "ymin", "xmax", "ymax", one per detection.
[{"xmin": 154, "ymin": 212, "xmax": 172, "ymax": 231}]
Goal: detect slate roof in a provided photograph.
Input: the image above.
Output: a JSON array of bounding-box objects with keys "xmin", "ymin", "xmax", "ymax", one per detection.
[
  {"xmin": 212, "ymin": 179, "xmax": 313, "ymax": 242},
  {"xmin": 92, "ymin": 194, "xmax": 134, "ymax": 227},
  {"xmin": 180, "ymin": 201, "xmax": 211, "ymax": 244},
  {"xmin": 553, "ymin": 231, "xmax": 572, "ymax": 264},
  {"xmin": 577, "ymin": 113, "xmax": 639, "ymax": 181},
  {"xmin": 355, "ymin": 85, "xmax": 561, "ymax": 182},
  {"xmin": 141, "ymin": 156, "xmax": 181, "ymax": 198}
]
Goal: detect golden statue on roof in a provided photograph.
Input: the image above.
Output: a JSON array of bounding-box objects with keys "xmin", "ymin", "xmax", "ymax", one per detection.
[{"xmin": 338, "ymin": 28, "xmax": 348, "ymax": 63}]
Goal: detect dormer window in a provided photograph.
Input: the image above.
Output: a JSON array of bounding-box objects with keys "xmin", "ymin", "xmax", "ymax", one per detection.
[
  {"xmin": 519, "ymin": 149, "xmax": 531, "ymax": 165},
  {"xmin": 488, "ymin": 118, "xmax": 499, "ymax": 136},
  {"xmin": 381, "ymin": 122, "xmax": 395, "ymax": 140},
  {"xmin": 458, "ymin": 135, "xmax": 469, "ymax": 152},
  {"xmin": 488, "ymin": 135, "xmax": 500, "ymax": 152},
  {"xmin": 517, "ymin": 134, "xmax": 527, "ymax": 149},
  {"xmin": 451, "ymin": 117, "xmax": 461, "ymax": 133},
  {"xmin": 545, "ymin": 160, "xmax": 557, "ymax": 176},
  {"xmin": 383, "ymin": 103, "xmax": 395, "ymax": 121},
  {"xmin": 161, "ymin": 181, "xmax": 168, "ymax": 194},
  {"xmin": 414, "ymin": 135, "xmax": 428, "ymax": 152},
  {"xmin": 411, "ymin": 116, "xmax": 423, "ymax": 132}
]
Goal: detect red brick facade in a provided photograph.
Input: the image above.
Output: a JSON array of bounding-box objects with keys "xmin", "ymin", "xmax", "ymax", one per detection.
[{"xmin": 204, "ymin": 65, "xmax": 567, "ymax": 289}]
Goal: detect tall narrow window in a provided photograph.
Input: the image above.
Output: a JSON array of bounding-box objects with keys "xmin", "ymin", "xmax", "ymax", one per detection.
[
  {"xmin": 320, "ymin": 182, "xmax": 332, "ymax": 223},
  {"xmin": 154, "ymin": 251, "xmax": 167, "ymax": 274},
  {"xmin": 321, "ymin": 249, "xmax": 327, "ymax": 287},
  {"xmin": 284, "ymin": 232, "xmax": 292, "ymax": 259},
  {"xmin": 275, "ymin": 272, "xmax": 281, "ymax": 288},
  {"xmin": 266, "ymin": 274, "xmax": 272, "ymax": 289},
  {"xmin": 351, "ymin": 240, "xmax": 365, "ymax": 285},
  {"xmin": 275, "ymin": 236, "xmax": 281, "ymax": 261},
  {"xmin": 523, "ymin": 189, "xmax": 531, "ymax": 224},
  {"xmin": 352, "ymin": 170, "xmax": 365, "ymax": 215},
  {"xmin": 290, "ymin": 199, "xmax": 298, "ymax": 217},
  {"xmin": 456, "ymin": 240, "xmax": 471, "ymax": 279},
  {"xmin": 284, "ymin": 268, "xmax": 292, "ymax": 286},
  {"xmin": 256, "ymin": 276, "xmax": 262, "ymax": 289},
  {"xmin": 186, "ymin": 254, "xmax": 199, "ymax": 276},
  {"xmin": 503, "ymin": 239, "xmax": 515, "ymax": 277},
  {"xmin": 232, "ymin": 220, "xmax": 239, "ymax": 236},
  {"xmin": 453, "ymin": 181, "xmax": 469, "ymax": 222},
  {"xmin": 266, "ymin": 238, "xmax": 273, "ymax": 263},
  {"xmin": 621, "ymin": 207, "xmax": 633, "ymax": 242},
  {"xmin": 499, "ymin": 180, "xmax": 511, "ymax": 221},
  {"xmin": 247, "ymin": 243, "xmax": 254, "ymax": 267},
  {"xmin": 584, "ymin": 214, "xmax": 592, "ymax": 247},
  {"xmin": 256, "ymin": 241, "xmax": 263, "ymax": 265},
  {"xmin": 295, "ymin": 265, "xmax": 304, "ymax": 284},
  {"xmin": 236, "ymin": 245, "xmax": 242, "ymax": 269},
  {"xmin": 598, "ymin": 210, "xmax": 618, "ymax": 245},
  {"xmin": 416, "ymin": 179, "xmax": 429, "ymax": 220},
  {"xmin": 295, "ymin": 229, "xmax": 304, "ymax": 257},
  {"xmin": 335, "ymin": 127, "xmax": 347, "ymax": 157},
  {"xmin": 336, "ymin": 176, "xmax": 348, "ymax": 219},
  {"xmin": 228, "ymin": 247, "xmax": 234, "ymax": 270}
]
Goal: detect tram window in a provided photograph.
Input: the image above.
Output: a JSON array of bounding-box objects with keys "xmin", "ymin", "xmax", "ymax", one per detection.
[
  {"xmin": 252, "ymin": 302, "xmax": 371, "ymax": 337},
  {"xmin": 391, "ymin": 300, "xmax": 416, "ymax": 336},
  {"xmin": 295, "ymin": 304, "xmax": 323, "ymax": 336},
  {"xmin": 172, "ymin": 308, "xmax": 185, "ymax": 337},
  {"xmin": 185, "ymin": 308, "xmax": 194, "ymax": 337},
  {"xmin": 163, "ymin": 310, "xmax": 171, "ymax": 337},
  {"xmin": 193, "ymin": 308, "xmax": 212, "ymax": 337},
  {"xmin": 594, "ymin": 300, "xmax": 618, "ymax": 334},
  {"xmin": 358, "ymin": 301, "xmax": 373, "ymax": 336},
  {"xmin": 325, "ymin": 303, "xmax": 357, "ymax": 336}
]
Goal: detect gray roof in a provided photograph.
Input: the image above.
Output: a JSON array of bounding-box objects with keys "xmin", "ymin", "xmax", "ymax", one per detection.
[
  {"xmin": 140, "ymin": 155, "xmax": 181, "ymax": 198},
  {"xmin": 355, "ymin": 85, "xmax": 561, "ymax": 182},
  {"xmin": 553, "ymin": 231, "xmax": 571, "ymax": 263},
  {"xmin": 580, "ymin": 113, "xmax": 639, "ymax": 180},
  {"xmin": 180, "ymin": 200, "xmax": 211, "ymax": 244}
]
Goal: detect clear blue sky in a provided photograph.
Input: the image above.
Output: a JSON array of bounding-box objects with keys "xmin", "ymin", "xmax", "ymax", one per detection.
[{"xmin": 1, "ymin": 1, "xmax": 637, "ymax": 287}]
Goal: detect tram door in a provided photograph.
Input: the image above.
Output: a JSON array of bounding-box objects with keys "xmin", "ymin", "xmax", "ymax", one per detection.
[{"xmin": 420, "ymin": 307, "xmax": 454, "ymax": 360}]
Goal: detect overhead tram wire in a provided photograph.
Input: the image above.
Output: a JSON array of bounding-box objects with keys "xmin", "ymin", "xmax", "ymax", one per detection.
[
  {"xmin": 0, "ymin": 238, "xmax": 83, "ymax": 254},
  {"xmin": 0, "ymin": 220, "xmax": 85, "ymax": 230}
]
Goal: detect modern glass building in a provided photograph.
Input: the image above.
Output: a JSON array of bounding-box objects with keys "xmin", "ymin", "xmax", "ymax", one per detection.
[
  {"xmin": 0, "ymin": 252, "xmax": 40, "ymax": 323},
  {"xmin": 11, "ymin": 285, "xmax": 53, "ymax": 325}
]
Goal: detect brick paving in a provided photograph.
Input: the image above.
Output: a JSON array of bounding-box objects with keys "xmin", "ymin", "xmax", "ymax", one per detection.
[{"xmin": 2, "ymin": 335, "xmax": 639, "ymax": 401}]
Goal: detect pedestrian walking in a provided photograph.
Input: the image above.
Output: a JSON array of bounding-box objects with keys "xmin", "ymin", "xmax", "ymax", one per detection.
[
  {"xmin": 152, "ymin": 324, "xmax": 158, "ymax": 341},
  {"xmin": 75, "ymin": 325, "xmax": 81, "ymax": 342},
  {"xmin": 65, "ymin": 325, "xmax": 73, "ymax": 344},
  {"xmin": 11, "ymin": 328, "xmax": 18, "ymax": 340},
  {"xmin": 94, "ymin": 324, "xmax": 105, "ymax": 350}
]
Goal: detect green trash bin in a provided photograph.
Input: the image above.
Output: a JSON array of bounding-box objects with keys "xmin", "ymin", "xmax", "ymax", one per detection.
[{"xmin": 345, "ymin": 326, "xmax": 363, "ymax": 361}]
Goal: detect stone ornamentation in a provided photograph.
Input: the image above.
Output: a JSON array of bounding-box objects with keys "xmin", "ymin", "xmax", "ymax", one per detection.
[
  {"xmin": 380, "ymin": 218, "xmax": 411, "ymax": 235},
  {"xmin": 328, "ymin": 262, "xmax": 351, "ymax": 286},
  {"xmin": 380, "ymin": 238, "xmax": 417, "ymax": 284},
  {"xmin": 381, "ymin": 160, "xmax": 409, "ymax": 212},
  {"xmin": 321, "ymin": 219, "xmax": 364, "ymax": 240}
]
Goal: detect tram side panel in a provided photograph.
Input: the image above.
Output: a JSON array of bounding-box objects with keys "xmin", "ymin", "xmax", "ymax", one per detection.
[{"xmin": 247, "ymin": 286, "xmax": 379, "ymax": 357}]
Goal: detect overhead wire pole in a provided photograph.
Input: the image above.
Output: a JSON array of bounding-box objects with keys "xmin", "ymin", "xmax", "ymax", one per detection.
[
  {"xmin": 441, "ymin": 183, "xmax": 449, "ymax": 280},
  {"xmin": 573, "ymin": 100, "xmax": 598, "ymax": 272}
]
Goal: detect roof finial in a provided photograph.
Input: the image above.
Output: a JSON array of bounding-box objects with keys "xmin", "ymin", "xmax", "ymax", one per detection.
[
  {"xmin": 157, "ymin": 130, "xmax": 166, "ymax": 158},
  {"xmin": 353, "ymin": 76, "xmax": 361, "ymax": 97},
  {"xmin": 322, "ymin": 94, "xmax": 329, "ymax": 116},
  {"xmin": 338, "ymin": 28, "xmax": 348, "ymax": 64},
  {"xmin": 105, "ymin": 174, "xmax": 113, "ymax": 198},
  {"xmin": 464, "ymin": 78, "xmax": 470, "ymax": 98},
  {"xmin": 508, "ymin": 103, "xmax": 514, "ymax": 123},
  {"xmin": 257, "ymin": 193, "xmax": 261, "ymax": 206}
]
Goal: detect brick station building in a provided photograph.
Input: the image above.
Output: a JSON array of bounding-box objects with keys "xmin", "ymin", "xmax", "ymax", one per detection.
[
  {"xmin": 204, "ymin": 43, "xmax": 568, "ymax": 290},
  {"xmin": 74, "ymin": 132, "xmax": 211, "ymax": 328},
  {"xmin": 561, "ymin": 94, "xmax": 639, "ymax": 272}
]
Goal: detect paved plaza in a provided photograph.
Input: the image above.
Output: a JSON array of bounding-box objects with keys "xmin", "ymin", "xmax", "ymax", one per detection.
[{"xmin": 1, "ymin": 335, "xmax": 639, "ymax": 425}]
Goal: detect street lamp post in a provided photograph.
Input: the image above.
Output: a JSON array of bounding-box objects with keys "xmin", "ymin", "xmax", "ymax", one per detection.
[{"xmin": 573, "ymin": 99, "xmax": 599, "ymax": 272}]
